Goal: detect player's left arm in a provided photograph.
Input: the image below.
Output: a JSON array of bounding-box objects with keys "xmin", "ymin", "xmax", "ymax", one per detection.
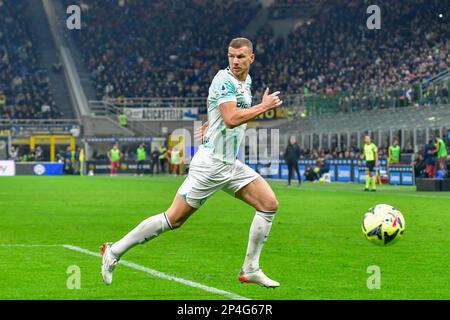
[{"xmin": 220, "ymin": 88, "xmax": 282, "ymax": 128}]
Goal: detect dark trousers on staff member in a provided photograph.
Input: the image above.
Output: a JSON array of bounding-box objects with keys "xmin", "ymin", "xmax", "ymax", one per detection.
[
  {"xmin": 137, "ymin": 160, "xmax": 145, "ymax": 175},
  {"xmin": 287, "ymin": 161, "xmax": 301, "ymax": 186}
]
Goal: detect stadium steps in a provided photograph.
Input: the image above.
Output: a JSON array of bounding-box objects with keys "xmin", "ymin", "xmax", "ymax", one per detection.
[
  {"xmin": 83, "ymin": 116, "xmax": 136, "ymax": 137},
  {"xmin": 52, "ymin": 1, "xmax": 98, "ymax": 102},
  {"xmin": 243, "ymin": 6, "xmax": 269, "ymax": 38},
  {"xmin": 25, "ymin": 0, "xmax": 75, "ymax": 119}
]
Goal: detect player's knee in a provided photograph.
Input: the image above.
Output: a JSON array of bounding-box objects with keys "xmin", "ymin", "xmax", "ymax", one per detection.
[
  {"xmin": 165, "ymin": 215, "xmax": 184, "ymax": 229},
  {"xmin": 165, "ymin": 212, "xmax": 181, "ymax": 229},
  {"xmin": 167, "ymin": 210, "xmax": 195, "ymax": 229},
  {"xmin": 261, "ymin": 197, "xmax": 279, "ymax": 212},
  {"xmin": 170, "ymin": 219, "xmax": 184, "ymax": 229}
]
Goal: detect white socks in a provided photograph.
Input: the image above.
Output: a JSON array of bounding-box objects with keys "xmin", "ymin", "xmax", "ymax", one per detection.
[
  {"xmin": 242, "ymin": 210, "xmax": 276, "ymax": 273},
  {"xmin": 110, "ymin": 209, "xmax": 275, "ymax": 270},
  {"xmin": 111, "ymin": 212, "xmax": 172, "ymax": 258}
]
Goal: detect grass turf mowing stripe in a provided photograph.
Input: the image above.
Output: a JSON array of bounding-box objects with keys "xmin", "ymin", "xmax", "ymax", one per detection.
[{"xmin": 0, "ymin": 244, "xmax": 250, "ymax": 300}]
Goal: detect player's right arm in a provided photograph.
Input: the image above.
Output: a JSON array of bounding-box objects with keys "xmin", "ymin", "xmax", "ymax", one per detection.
[
  {"xmin": 220, "ymin": 88, "xmax": 282, "ymax": 129},
  {"xmin": 107, "ymin": 150, "xmax": 112, "ymax": 161}
]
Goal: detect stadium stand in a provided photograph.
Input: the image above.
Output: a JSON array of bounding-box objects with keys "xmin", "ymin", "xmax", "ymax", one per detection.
[
  {"xmin": 66, "ymin": 0, "xmax": 261, "ymax": 101},
  {"xmin": 268, "ymin": 0, "xmax": 326, "ymax": 19},
  {"xmin": 61, "ymin": 0, "xmax": 449, "ymax": 115},
  {"xmin": 253, "ymin": 0, "xmax": 450, "ymax": 100},
  {"xmin": 0, "ymin": 0, "xmax": 63, "ymax": 120},
  {"xmin": 1, "ymin": 0, "xmax": 448, "ymax": 166}
]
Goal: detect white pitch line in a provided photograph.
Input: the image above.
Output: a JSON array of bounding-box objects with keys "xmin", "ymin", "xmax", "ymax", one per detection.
[
  {"xmin": 1, "ymin": 243, "xmax": 249, "ymax": 300},
  {"xmin": 0, "ymin": 243, "xmax": 250, "ymax": 300},
  {"xmin": 62, "ymin": 245, "xmax": 250, "ymax": 300}
]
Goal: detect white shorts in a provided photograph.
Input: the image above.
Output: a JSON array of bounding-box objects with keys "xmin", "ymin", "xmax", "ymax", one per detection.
[{"xmin": 177, "ymin": 148, "xmax": 260, "ymax": 208}]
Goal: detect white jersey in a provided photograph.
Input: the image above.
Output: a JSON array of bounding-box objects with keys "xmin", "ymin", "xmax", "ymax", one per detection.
[
  {"xmin": 202, "ymin": 67, "xmax": 252, "ymax": 164},
  {"xmin": 177, "ymin": 68, "xmax": 259, "ymax": 208}
]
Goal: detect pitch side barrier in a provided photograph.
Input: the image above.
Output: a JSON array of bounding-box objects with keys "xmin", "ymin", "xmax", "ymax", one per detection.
[
  {"xmin": 245, "ymin": 159, "xmax": 415, "ymax": 186},
  {"xmin": 85, "ymin": 160, "xmax": 154, "ymax": 175},
  {"xmin": 0, "ymin": 161, "xmax": 64, "ymax": 176}
]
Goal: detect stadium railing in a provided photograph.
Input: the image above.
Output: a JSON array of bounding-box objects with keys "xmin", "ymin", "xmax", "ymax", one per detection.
[
  {"xmin": 95, "ymin": 76, "xmax": 449, "ymax": 117},
  {"xmin": 102, "ymin": 97, "xmax": 206, "ymax": 109},
  {"xmin": 87, "ymin": 95, "xmax": 307, "ymax": 134},
  {"xmin": 87, "ymin": 76, "xmax": 449, "ymax": 135},
  {"xmin": 304, "ymin": 78, "xmax": 450, "ymax": 116},
  {"xmin": 0, "ymin": 119, "xmax": 81, "ymax": 136},
  {"xmin": 88, "ymin": 101, "xmax": 152, "ymax": 136},
  {"xmin": 0, "ymin": 119, "xmax": 80, "ymax": 127},
  {"xmin": 96, "ymin": 94, "xmax": 307, "ymax": 110}
]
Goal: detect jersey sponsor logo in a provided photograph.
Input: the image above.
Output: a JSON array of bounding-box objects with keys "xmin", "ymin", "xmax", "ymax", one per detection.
[{"xmin": 237, "ymin": 101, "xmax": 250, "ymax": 109}]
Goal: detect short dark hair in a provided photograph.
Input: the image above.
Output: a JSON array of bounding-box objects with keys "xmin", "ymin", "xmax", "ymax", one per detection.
[{"xmin": 229, "ymin": 37, "xmax": 253, "ymax": 52}]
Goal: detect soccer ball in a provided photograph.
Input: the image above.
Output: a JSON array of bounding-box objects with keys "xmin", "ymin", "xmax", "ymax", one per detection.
[{"xmin": 362, "ymin": 204, "xmax": 405, "ymax": 246}]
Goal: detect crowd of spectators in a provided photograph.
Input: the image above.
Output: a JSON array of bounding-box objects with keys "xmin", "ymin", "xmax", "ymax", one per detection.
[
  {"xmin": 66, "ymin": 0, "xmax": 449, "ymax": 116},
  {"xmin": 4, "ymin": 0, "xmax": 448, "ymax": 123},
  {"xmin": 0, "ymin": 0, "xmax": 62, "ymax": 120},
  {"xmin": 8, "ymin": 145, "xmax": 44, "ymax": 162},
  {"xmin": 252, "ymin": 0, "xmax": 450, "ymax": 102},
  {"xmin": 69, "ymin": 0, "xmax": 260, "ymax": 101}
]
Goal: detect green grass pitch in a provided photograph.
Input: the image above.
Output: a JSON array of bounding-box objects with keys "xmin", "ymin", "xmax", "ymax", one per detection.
[{"xmin": 1, "ymin": 175, "xmax": 450, "ymax": 300}]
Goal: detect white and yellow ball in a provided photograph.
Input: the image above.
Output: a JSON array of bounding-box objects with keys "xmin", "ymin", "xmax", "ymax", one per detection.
[{"xmin": 362, "ymin": 204, "xmax": 405, "ymax": 246}]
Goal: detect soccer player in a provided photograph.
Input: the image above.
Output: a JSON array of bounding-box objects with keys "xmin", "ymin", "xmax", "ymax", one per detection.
[
  {"xmin": 78, "ymin": 147, "xmax": 85, "ymax": 176},
  {"xmin": 433, "ymin": 133, "xmax": 448, "ymax": 177},
  {"xmin": 284, "ymin": 136, "xmax": 301, "ymax": 187},
  {"xmin": 424, "ymin": 140, "xmax": 437, "ymax": 178},
  {"xmin": 150, "ymin": 147, "xmax": 160, "ymax": 174},
  {"xmin": 388, "ymin": 137, "xmax": 400, "ymax": 168},
  {"xmin": 136, "ymin": 143, "xmax": 146, "ymax": 176},
  {"xmin": 101, "ymin": 37, "xmax": 283, "ymax": 288},
  {"xmin": 108, "ymin": 143, "xmax": 122, "ymax": 176},
  {"xmin": 362, "ymin": 135, "xmax": 378, "ymax": 192},
  {"xmin": 159, "ymin": 144, "xmax": 168, "ymax": 174},
  {"xmin": 170, "ymin": 146, "xmax": 181, "ymax": 176}
]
